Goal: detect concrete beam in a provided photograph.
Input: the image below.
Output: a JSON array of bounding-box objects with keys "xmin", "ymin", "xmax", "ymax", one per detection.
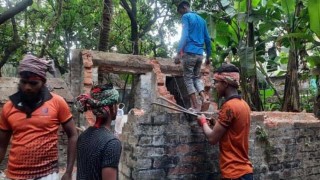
[{"xmin": 89, "ymin": 50, "xmax": 184, "ymax": 76}]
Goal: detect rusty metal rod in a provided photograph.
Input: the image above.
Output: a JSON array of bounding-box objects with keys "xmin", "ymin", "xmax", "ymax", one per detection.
[
  {"xmin": 158, "ymin": 96, "xmax": 216, "ymax": 116},
  {"xmin": 158, "ymin": 96, "xmax": 187, "ymax": 112},
  {"xmin": 152, "ymin": 102, "xmax": 211, "ymax": 120}
]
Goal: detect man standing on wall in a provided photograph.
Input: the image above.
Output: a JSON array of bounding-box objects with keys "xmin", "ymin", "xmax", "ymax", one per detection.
[
  {"xmin": 175, "ymin": 0, "xmax": 212, "ymax": 112},
  {"xmin": 197, "ymin": 63, "xmax": 253, "ymax": 180},
  {"xmin": 0, "ymin": 54, "xmax": 77, "ymax": 180},
  {"xmin": 76, "ymin": 84, "xmax": 122, "ymax": 180}
]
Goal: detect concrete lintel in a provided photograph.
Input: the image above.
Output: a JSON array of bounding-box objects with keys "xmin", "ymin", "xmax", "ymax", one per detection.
[{"xmin": 88, "ymin": 50, "xmax": 184, "ymax": 75}]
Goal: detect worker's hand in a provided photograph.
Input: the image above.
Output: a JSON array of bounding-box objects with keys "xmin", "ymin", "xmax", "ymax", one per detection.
[
  {"xmin": 208, "ymin": 117, "xmax": 216, "ymax": 127},
  {"xmin": 205, "ymin": 57, "xmax": 211, "ymax": 65},
  {"xmin": 207, "ymin": 111, "xmax": 218, "ymax": 127},
  {"xmin": 61, "ymin": 172, "xmax": 72, "ymax": 180},
  {"xmin": 197, "ymin": 114, "xmax": 208, "ymax": 127}
]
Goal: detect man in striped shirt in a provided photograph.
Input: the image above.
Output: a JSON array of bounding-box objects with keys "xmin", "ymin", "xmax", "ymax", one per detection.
[{"xmin": 76, "ymin": 84, "xmax": 122, "ymax": 180}]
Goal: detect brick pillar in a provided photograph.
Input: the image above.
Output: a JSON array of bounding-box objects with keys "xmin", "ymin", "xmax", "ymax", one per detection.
[
  {"xmin": 81, "ymin": 51, "xmax": 95, "ymax": 126},
  {"xmin": 70, "ymin": 49, "xmax": 83, "ymax": 128},
  {"xmin": 70, "ymin": 50, "xmax": 96, "ymax": 127}
]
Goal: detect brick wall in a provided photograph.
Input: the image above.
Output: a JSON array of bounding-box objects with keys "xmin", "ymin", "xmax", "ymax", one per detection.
[
  {"xmin": 119, "ymin": 111, "xmax": 320, "ymax": 180},
  {"xmin": 119, "ymin": 112, "xmax": 219, "ymax": 180},
  {"xmin": 250, "ymin": 112, "xmax": 320, "ymax": 180}
]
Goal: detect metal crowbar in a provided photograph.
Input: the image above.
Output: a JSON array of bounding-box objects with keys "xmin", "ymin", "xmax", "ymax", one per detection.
[{"xmin": 152, "ymin": 96, "xmax": 212, "ymax": 120}]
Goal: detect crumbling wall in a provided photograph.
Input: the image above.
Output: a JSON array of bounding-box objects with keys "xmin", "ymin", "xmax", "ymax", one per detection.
[
  {"xmin": 71, "ymin": 50, "xmax": 320, "ymax": 180},
  {"xmin": 118, "ymin": 69, "xmax": 218, "ymax": 179},
  {"xmin": 119, "ymin": 110, "xmax": 320, "ymax": 180}
]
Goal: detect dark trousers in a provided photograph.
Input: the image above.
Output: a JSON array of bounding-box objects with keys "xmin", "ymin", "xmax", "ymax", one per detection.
[{"xmin": 221, "ymin": 173, "xmax": 253, "ymax": 180}]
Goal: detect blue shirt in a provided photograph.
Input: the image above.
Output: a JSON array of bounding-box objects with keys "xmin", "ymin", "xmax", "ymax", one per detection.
[{"xmin": 177, "ymin": 12, "xmax": 212, "ymax": 57}]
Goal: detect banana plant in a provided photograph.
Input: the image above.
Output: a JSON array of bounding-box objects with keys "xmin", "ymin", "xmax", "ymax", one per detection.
[
  {"xmin": 197, "ymin": 0, "xmax": 264, "ymax": 110},
  {"xmin": 308, "ymin": 0, "xmax": 320, "ymax": 116}
]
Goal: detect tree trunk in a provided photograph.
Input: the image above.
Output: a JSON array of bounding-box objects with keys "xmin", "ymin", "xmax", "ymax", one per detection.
[
  {"xmin": 130, "ymin": 1, "xmax": 138, "ymax": 55},
  {"xmin": 282, "ymin": 47, "xmax": 300, "ymax": 112},
  {"xmin": 248, "ymin": 0, "xmax": 262, "ymax": 111},
  {"xmin": 0, "ymin": 16, "xmax": 22, "ymax": 75},
  {"xmin": 64, "ymin": 29, "xmax": 72, "ymax": 70},
  {"xmin": 120, "ymin": 0, "xmax": 139, "ymax": 55},
  {"xmin": 0, "ymin": 0, "xmax": 33, "ymax": 25},
  {"xmin": 282, "ymin": 1, "xmax": 302, "ymax": 112},
  {"xmin": 240, "ymin": 0, "xmax": 262, "ymax": 111},
  {"xmin": 98, "ymin": 0, "xmax": 113, "ymax": 51},
  {"xmin": 39, "ymin": 0, "xmax": 63, "ymax": 57},
  {"xmin": 131, "ymin": 21, "xmax": 139, "ymax": 55}
]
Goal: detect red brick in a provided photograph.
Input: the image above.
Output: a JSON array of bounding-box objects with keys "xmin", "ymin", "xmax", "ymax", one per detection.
[
  {"xmin": 190, "ymin": 144, "xmax": 206, "ymax": 152},
  {"xmin": 156, "ymin": 73, "xmax": 165, "ymax": 86},
  {"xmin": 180, "ymin": 155, "xmax": 205, "ymax": 163},
  {"xmin": 83, "ymin": 77, "xmax": 93, "ymax": 85},
  {"xmin": 175, "ymin": 144, "xmax": 190, "ymax": 154},
  {"xmin": 168, "ymin": 165, "xmax": 194, "ymax": 175},
  {"xmin": 157, "ymin": 86, "xmax": 168, "ymax": 96},
  {"xmin": 83, "ymin": 71, "xmax": 92, "ymax": 78}
]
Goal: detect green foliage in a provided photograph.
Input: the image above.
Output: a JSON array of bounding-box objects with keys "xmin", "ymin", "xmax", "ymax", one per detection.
[
  {"xmin": 308, "ymin": 0, "xmax": 320, "ymax": 38},
  {"xmin": 255, "ymin": 125, "xmax": 268, "ymax": 141},
  {"xmin": 281, "ymin": 0, "xmax": 295, "ymax": 15},
  {"xmin": 307, "ymin": 56, "xmax": 320, "ymax": 68},
  {"xmin": 300, "ymin": 87, "xmax": 316, "ymax": 112},
  {"xmin": 239, "ymin": 47, "xmax": 256, "ymax": 76},
  {"xmin": 215, "ymin": 21, "xmax": 231, "ymax": 47},
  {"xmin": 259, "ymin": 88, "xmax": 281, "ymax": 111},
  {"xmin": 255, "ymin": 125, "xmax": 273, "ymax": 162},
  {"xmin": 0, "ymin": 0, "xmax": 319, "ymax": 113},
  {"xmin": 260, "ymin": 88, "xmax": 275, "ymax": 97}
]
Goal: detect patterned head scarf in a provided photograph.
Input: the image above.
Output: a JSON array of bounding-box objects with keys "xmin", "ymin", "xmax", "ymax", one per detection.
[
  {"xmin": 213, "ymin": 72, "xmax": 240, "ymax": 88},
  {"xmin": 18, "ymin": 54, "xmax": 56, "ymax": 80},
  {"xmin": 75, "ymin": 84, "xmax": 119, "ymax": 116}
]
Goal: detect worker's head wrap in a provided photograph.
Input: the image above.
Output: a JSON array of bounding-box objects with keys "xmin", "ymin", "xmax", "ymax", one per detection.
[
  {"xmin": 75, "ymin": 84, "xmax": 119, "ymax": 128},
  {"xmin": 213, "ymin": 72, "xmax": 240, "ymax": 88},
  {"xmin": 213, "ymin": 63, "xmax": 240, "ymax": 88},
  {"xmin": 18, "ymin": 54, "xmax": 56, "ymax": 81}
]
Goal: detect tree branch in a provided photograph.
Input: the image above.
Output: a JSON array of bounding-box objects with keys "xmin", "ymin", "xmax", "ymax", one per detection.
[
  {"xmin": 120, "ymin": 0, "xmax": 134, "ymax": 22},
  {"xmin": 39, "ymin": 0, "xmax": 63, "ymax": 57},
  {"xmin": 138, "ymin": 1, "xmax": 162, "ymax": 38},
  {"xmin": 45, "ymin": 49, "xmax": 67, "ymax": 74},
  {"xmin": 0, "ymin": 0, "xmax": 33, "ymax": 25},
  {"xmin": 0, "ymin": 17, "xmax": 22, "ymax": 72}
]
